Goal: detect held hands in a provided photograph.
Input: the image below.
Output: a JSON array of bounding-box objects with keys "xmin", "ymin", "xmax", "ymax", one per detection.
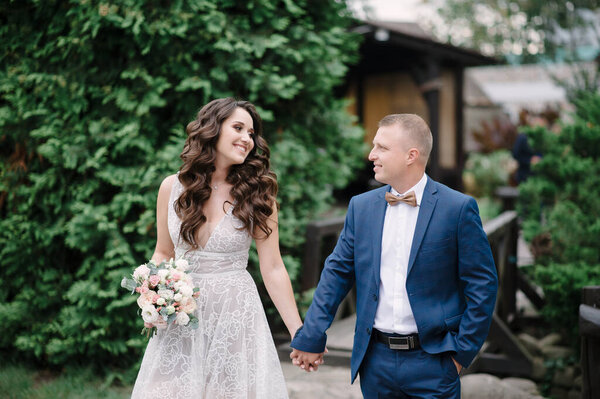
[{"xmin": 290, "ymin": 347, "xmax": 328, "ymax": 372}]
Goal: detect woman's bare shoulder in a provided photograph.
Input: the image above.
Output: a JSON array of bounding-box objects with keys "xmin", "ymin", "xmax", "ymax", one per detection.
[{"xmin": 158, "ymin": 174, "xmax": 178, "ymax": 198}]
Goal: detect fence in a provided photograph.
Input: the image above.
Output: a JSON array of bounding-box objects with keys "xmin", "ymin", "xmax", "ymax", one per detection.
[{"xmin": 580, "ymin": 286, "xmax": 600, "ymax": 399}]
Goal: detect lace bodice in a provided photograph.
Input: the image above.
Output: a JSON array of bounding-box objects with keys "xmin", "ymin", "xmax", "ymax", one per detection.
[{"xmin": 167, "ymin": 176, "xmax": 253, "ymax": 274}]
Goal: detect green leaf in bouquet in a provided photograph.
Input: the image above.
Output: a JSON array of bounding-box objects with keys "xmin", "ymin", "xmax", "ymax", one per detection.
[
  {"xmin": 121, "ymin": 277, "xmax": 137, "ymax": 292},
  {"xmin": 188, "ymin": 317, "xmax": 199, "ymax": 330},
  {"xmin": 167, "ymin": 313, "xmax": 176, "ymax": 324}
]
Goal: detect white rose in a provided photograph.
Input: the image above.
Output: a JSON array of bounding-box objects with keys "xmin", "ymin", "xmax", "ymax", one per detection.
[
  {"xmin": 175, "ymin": 258, "xmax": 189, "ymax": 271},
  {"xmin": 157, "ymin": 289, "xmax": 174, "ymax": 300},
  {"xmin": 176, "ymin": 312, "xmax": 190, "ymax": 326},
  {"xmin": 157, "ymin": 269, "xmax": 169, "ymax": 282},
  {"xmin": 141, "ymin": 305, "xmax": 159, "ymax": 324},
  {"xmin": 156, "ymin": 297, "xmax": 166, "ymax": 306},
  {"xmin": 133, "ymin": 264, "xmax": 150, "ymax": 280},
  {"xmin": 166, "ymin": 305, "xmax": 176, "ymax": 315},
  {"xmin": 173, "ymin": 293, "xmax": 183, "ymax": 302},
  {"xmin": 179, "ymin": 285, "xmax": 193, "ymax": 297}
]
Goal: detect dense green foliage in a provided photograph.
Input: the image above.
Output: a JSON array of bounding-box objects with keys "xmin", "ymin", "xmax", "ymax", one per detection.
[
  {"xmin": 518, "ymin": 91, "xmax": 600, "ymax": 341},
  {"xmin": 0, "ymin": 0, "xmax": 364, "ymax": 373}
]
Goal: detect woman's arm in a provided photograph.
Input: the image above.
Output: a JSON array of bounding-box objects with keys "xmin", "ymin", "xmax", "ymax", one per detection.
[
  {"xmin": 255, "ymin": 204, "xmax": 303, "ymax": 339},
  {"xmin": 151, "ymin": 174, "xmax": 177, "ymax": 263}
]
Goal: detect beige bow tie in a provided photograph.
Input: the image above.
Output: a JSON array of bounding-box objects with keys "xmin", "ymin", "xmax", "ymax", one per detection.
[{"xmin": 385, "ymin": 191, "xmax": 418, "ymax": 207}]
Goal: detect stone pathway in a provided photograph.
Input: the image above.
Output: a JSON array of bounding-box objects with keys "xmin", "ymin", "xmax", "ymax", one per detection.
[
  {"xmin": 282, "ymin": 361, "xmax": 546, "ymax": 399},
  {"xmin": 282, "ymin": 361, "xmax": 363, "ymax": 398}
]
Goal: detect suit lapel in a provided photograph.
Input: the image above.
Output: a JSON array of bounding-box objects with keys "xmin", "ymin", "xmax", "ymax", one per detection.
[
  {"xmin": 371, "ymin": 187, "xmax": 389, "ymax": 289},
  {"xmin": 407, "ymin": 179, "xmax": 438, "ymax": 276}
]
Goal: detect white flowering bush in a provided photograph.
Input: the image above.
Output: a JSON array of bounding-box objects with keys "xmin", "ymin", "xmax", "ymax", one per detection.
[{"xmin": 121, "ymin": 258, "xmax": 199, "ymax": 336}]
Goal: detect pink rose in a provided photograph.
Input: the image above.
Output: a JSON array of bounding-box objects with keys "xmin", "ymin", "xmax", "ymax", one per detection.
[
  {"xmin": 149, "ymin": 275, "xmax": 160, "ymax": 286},
  {"xmin": 133, "ymin": 264, "xmax": 150, "ymax": 280},
  {"xmin": 180, "ymin": 297, "xmax": 197, "ymax": 313},
  {"xmin": 171, "ymin": 272, "xmax": 181, "ymax": 281},
  {"xmin": 140, "ymin": 286, "xmax": 149, "ymax": 294},
  {"xmin": 137, "ymin": 291, "xmax": 155, "ymax": 309}
]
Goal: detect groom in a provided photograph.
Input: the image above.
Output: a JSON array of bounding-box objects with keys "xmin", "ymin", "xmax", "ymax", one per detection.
[{"xmin": 290, "ymin": 114, "xmax": 498, "ymax": 398}]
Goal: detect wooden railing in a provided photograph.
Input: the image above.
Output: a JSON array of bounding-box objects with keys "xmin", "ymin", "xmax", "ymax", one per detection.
[
  {"xmin": 580, "ymin": 286, "xmax": 600, "ymax": 399},
  {"xmin": 469, "ymin": 211, "xmax": 533, "ymax": 376}
]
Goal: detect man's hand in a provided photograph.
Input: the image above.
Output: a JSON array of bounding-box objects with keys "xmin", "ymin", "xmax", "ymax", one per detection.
[
  {"xmin": 451, "ymin": 356, "xmax": 463, "ymax": 375},
  {"xmin": 290, "ymin": 348, "xmax": 327, "ymax": 372}
]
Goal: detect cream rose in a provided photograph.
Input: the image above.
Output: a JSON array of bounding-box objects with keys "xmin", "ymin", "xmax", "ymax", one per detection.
[
  {"xmin": 137, "ymin": 291, "xmax": 155, "ymax": 309},
  {"xmin": 175, "ymin": 258, "xmax": 189, "ymax": 271},
  {"xmin": 179, "ymin": 285, "xmax": 193, "ymax": 297},
  {"xmin": 157, "ymin": 289, "xmax": 174, "ymax": 300},
  {"xmin": 157, "ymin": 269, "xmax": 170, "ymax": 282},
  {"xmin": 180, "ymin": 297, "xmax": 197, "ymax": 313},
  {"xmin": 176, "ymin": 312, "xmax": 190, "ymax": 326},
  {"xmin": 133, "ymin": 264, "xmax": 150, "ymax": 280},
  {"xmin": 141, "ymin": 305, "xmax": 159, "ymax": 324}
]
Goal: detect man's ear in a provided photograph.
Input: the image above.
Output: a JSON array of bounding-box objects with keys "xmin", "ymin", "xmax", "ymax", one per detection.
[{"xmin": 406, "ymin": 148, "xmax": 420, "ymax": 165}]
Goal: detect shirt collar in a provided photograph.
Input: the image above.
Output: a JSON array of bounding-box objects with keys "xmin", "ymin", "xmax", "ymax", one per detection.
[{"xmin": 389, "ymin": 173, "xmax": 428, "ymax": 207}]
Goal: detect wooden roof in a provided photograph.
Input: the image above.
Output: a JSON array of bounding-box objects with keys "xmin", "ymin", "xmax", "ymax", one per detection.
[{"xmin": 352, "ymin": 20, "xmax": 499, "ymax": 70}]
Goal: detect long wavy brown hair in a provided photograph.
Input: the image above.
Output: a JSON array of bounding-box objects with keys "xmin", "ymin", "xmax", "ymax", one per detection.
[{"xmin": 175, "ymin": 98, "xmax": 278, "ymax": 249}]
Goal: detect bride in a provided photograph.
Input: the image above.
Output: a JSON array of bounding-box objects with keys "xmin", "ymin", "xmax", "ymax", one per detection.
[{"xmin": 131, "ymin": 98, "xmax": 303, "ymax": 399}]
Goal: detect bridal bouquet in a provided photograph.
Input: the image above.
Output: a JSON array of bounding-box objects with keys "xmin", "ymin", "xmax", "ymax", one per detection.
[{"xmin": 121, "ymin": 258, "xmax": 200, "ymax": 336}]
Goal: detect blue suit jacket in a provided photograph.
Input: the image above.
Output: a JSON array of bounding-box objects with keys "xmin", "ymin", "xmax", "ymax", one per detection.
[{"xmin": 291, "ymin": 178, "xmax": 498, "ymax": 382}]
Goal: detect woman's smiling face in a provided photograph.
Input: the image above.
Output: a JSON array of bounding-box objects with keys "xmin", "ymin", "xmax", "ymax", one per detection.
[{"xmin": 214, "ymin": 107, "xmax": 255, "ymax": 168}]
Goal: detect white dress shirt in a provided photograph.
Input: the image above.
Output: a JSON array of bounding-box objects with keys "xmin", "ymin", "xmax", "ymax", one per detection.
[{"xmin": 373, "ymin": 173, "xmax": 428, "ymax": 334}]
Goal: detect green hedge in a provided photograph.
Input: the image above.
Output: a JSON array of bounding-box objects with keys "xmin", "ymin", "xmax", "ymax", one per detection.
[
  {"xmin": 0, "ymin": 0, "xmax": 365, "ymax": 372},
  {"xmin": 518, "ymin": 91, "xmax": 600, "ymax": 343}
]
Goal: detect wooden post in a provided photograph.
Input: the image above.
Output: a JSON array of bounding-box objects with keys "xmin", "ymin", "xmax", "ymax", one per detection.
[
  {"xmin": 581, "ymin": 286, "xmax": 600, "ymax": 399},
  {"xmin": 410, "ymin": 58, "xmax": 441, "ymax": 181},
  {"xmin": 301, "ymin": 217, "xmax": 345, "ymax": 292}
]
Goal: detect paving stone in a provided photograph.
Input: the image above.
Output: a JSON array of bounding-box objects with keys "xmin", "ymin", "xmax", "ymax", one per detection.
[{"xmin": 281, "ymin": 362, "xmax": 362, "ymax": 399}]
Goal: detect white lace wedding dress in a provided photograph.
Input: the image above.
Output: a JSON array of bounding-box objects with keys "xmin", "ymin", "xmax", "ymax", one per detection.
[{"xmin": 131, "ymin": 177, "xmax": 288, "ymax": 399}]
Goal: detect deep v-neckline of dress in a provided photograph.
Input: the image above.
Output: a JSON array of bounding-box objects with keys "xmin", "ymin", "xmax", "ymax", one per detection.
[{"xmin": 197, "ymin": 204, "xmax": 234, "ymax": 250}]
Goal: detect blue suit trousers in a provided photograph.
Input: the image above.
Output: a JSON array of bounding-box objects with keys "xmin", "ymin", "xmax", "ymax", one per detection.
[{"xmin": 359, "ymin": 337, "xmax": 460, "ymax": 399}]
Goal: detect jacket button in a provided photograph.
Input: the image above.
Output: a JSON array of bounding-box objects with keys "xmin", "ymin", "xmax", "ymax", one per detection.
[
  {"xmin": 367, "ymin": 328, "xmax": 371, "ymax": 334},
  {"xmin": 373, "ymin": 294, "xmax": 377, "ymax": 301}
]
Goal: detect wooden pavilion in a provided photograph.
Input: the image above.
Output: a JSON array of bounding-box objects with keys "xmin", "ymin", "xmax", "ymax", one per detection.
[{"xmin": 343, "ymin": 21, "xmax": 498, "ymax": 190}]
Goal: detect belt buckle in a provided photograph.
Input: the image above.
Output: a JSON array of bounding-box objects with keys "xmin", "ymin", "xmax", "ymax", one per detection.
[{"xmin": 389, "ymin": 336, "xmax": 411, "ymax": 350}]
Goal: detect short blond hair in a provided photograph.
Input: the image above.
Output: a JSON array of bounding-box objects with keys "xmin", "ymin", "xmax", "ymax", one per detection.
[{"xmin": 378, "ymin": 114, "xmax": 433, "ymax": 161}]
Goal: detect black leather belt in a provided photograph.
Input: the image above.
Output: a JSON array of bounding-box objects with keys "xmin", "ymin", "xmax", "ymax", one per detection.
[{"xmin": 373, "ymin": 329, "xmax": 420, "ymax": 350}]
